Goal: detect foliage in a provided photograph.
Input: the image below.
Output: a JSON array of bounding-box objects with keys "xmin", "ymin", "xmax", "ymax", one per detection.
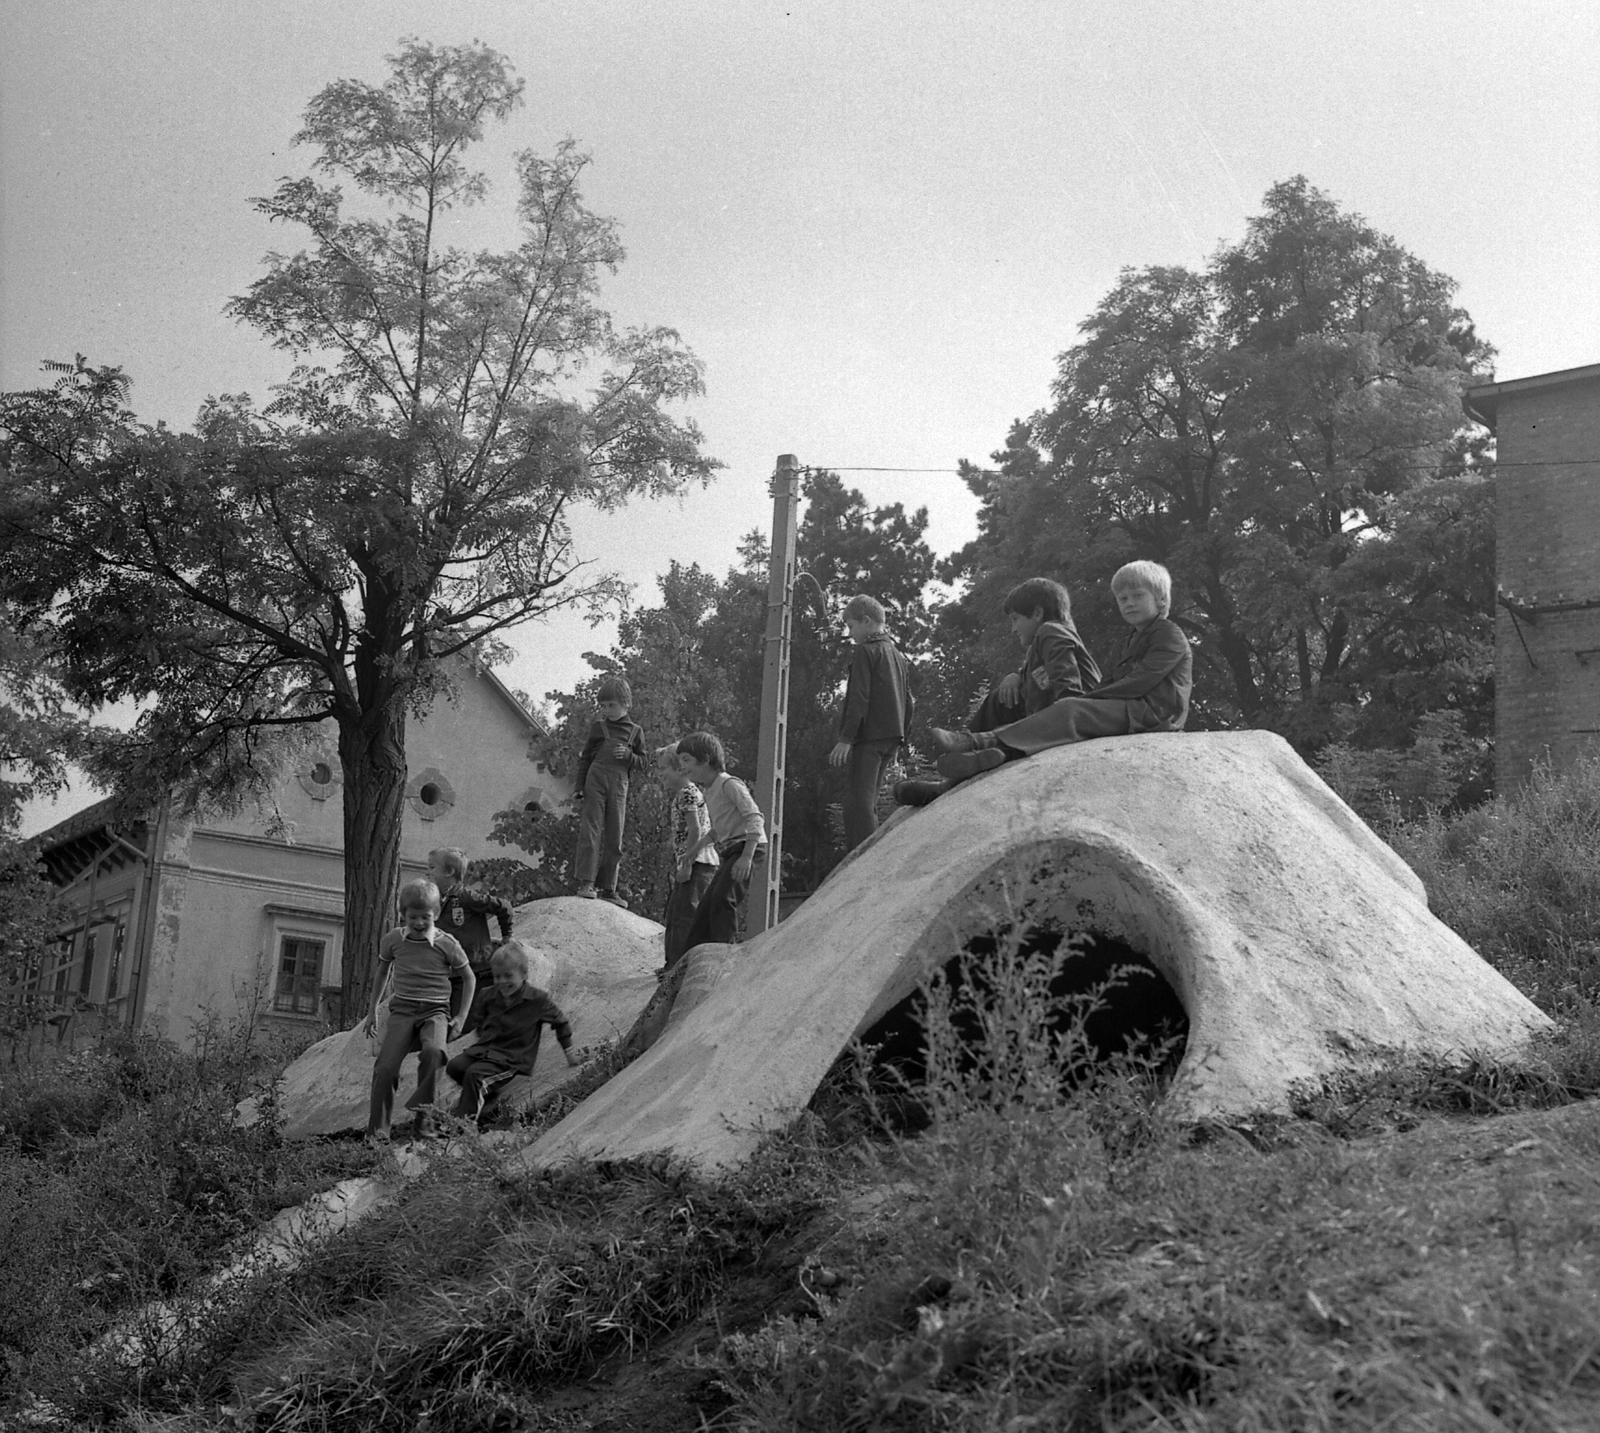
[
  {"xmin": 1392, "ymin": 754, "xmax": 1600, "ymax": 1012},
  {"xmin": 0, "ymin": 617, "xmax": 92, "ymax": 1030},
  {"xmin": 932, "ymin": 178, "xmax": 1495, "ymax": 801},
  {"xmin": 0, "ymin": 1022, "xmax": 374, "ymax": 1415},
  {"xmin": 494, "ymin": 469, "xmax": 939, "ymax": 901},
  {"xmin": 0, "ymin": 39, "xmax": 717, "ymax": 1022}
]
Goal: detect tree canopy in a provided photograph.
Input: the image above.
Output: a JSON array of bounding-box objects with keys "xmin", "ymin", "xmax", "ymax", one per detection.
[
  {"xmin": 934, "ymin": 178, "xmax": 1495, "ymax": 805},
  {"xmin": 0, "ymin": 40, "xmax": 718, "ymax": 1018}
]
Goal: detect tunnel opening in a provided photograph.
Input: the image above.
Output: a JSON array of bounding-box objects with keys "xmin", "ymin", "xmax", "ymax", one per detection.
[{"xmin": 822, "ymin": 924, "xmax": 1189, "ymax": 1128}]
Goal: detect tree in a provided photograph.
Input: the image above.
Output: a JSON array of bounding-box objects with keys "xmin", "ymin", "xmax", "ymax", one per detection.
[
  {"xmin": 0, "ymin": 617, "xmax": 85, "ymax": 1027},
  {"xmin": 0, "ymin": 41, "xmax": 717, "ymax": 1019},
  {"xmin": 934, "ymin": 178, "xmax": 1494, "ymax": 794}
]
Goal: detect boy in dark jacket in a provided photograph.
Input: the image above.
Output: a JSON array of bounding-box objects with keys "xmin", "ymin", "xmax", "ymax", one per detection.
[
  {"xmin": 446, "ymin": 940, "xmax": 581, "ymax": 1127},
  {"xmin": 932, "ymin": 561, "xmax": 1192, "ymax": 783},
  {"xmin": 828, "ymin": 595, "xmax": 915, "ymax": 850},
  {"xmin": 428, "ymin": 847, "xmax": 515, "ymax": 1026},
  {"xmin": 572, "ymin": 674, "xmax": 648, "ymax": 903}
]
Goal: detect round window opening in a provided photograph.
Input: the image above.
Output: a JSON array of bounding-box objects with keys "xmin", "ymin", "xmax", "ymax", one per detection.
[
  {"xmin": 310, "ymin": 761, "xmax": 334, "ymax": 785},
  {"xmin": 420, "ymin": 782, "xmax": 442, "ymax": 806}
]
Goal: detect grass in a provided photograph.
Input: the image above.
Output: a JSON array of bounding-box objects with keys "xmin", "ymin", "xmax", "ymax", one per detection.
[{"xmin": 5, "ymin": 759, "xmax": 1600, "ymax": 1430}]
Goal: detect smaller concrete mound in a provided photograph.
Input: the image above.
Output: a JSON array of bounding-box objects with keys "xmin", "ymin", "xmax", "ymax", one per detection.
[{"xmin": 250, "ymin": 897, "xmax": 662, "ymax": 1138}]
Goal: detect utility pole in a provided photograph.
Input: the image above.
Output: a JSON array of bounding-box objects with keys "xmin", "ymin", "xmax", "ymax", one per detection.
[{"xmin": 746, "ymin": 454, "xmax": 801, "ymax": 937}]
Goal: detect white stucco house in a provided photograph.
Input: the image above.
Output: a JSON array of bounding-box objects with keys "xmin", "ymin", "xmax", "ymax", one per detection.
[{"xmin": 29, "ymin": 660, "xmax": 566, "ymax": 1046}]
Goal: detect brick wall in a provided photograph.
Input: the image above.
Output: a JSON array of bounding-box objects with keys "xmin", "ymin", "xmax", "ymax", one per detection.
[{"xmin": 1495, "ymin": 374, "xmax": 1600, "ymax": 787}]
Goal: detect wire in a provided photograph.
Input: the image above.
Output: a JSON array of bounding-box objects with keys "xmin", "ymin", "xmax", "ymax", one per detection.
[{"xmin": 803, "ymin": 458, "xmax": 1599, "ymax": 477}]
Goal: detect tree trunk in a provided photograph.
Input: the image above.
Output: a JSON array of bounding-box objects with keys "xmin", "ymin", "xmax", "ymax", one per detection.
[{"xmin": 338, "ymin": 699, "xmax": 409, "ymax": 1026}]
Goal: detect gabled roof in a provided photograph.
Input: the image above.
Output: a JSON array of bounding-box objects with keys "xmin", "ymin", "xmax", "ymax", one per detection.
[
  {"xmin": 33, "ymin": 796, "xmax": 152, "ymax": 886},
  {"xmin": 1464, "ymin": 361, "xmax": 1600, "ymax": 431}
]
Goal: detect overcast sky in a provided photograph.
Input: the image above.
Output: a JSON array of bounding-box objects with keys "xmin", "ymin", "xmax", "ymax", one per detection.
[{"xmin": 4, "ymin": 0, "xmax": 1598, "ymax": 834}]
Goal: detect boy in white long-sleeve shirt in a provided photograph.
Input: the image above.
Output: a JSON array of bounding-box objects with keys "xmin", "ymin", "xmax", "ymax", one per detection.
[{"xmin": 675, "ymin": 730, "xmax": 766, "ymax": 955}]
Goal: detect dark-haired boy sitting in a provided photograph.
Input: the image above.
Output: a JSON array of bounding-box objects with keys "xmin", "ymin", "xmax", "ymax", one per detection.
[
  {"xmin": 932, "ymin": 560, "xmax": 1191, "ymax": 784},
  {"xmin": 899, "ymin": 577, "xmax": 1098, "ymax": 806}
]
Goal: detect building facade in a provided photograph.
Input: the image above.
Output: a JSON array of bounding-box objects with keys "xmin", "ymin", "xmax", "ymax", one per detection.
[
  {"xmin": 31, "ymin": 660, "xmax": 567, "ymax": 1046},
  {"xmin": 1465, "ymin": 362, "xmax": 1600, "ymax": 789}
]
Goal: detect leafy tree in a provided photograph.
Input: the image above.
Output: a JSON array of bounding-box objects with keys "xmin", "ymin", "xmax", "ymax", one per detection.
[
  {"xmin": 935, "ymin": 178, "xmax": 1494, "ymax": 798},
  {"xmin": 493, "ymin": 471, "xmax": 939, "ymax": 904},
  {"xmin": 0, "ymin": 41, "xmax": 717, "ymax": 1019},
  {"xmin": 0, "ymin": 618, "xmax": 84, "ymax": 1028}
]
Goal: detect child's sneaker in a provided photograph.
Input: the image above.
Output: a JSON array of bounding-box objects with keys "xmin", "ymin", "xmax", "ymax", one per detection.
[
  {"xmin": 936, "ymin": 748, "xmax": 1005, "ymax": 784},
  {"xmin": 599, "ymin": 889, "xmax": 628, "ymax": 907},
  {"xmin": 574, "ymin": 883, "xmax": 597, "ymax": 898}
]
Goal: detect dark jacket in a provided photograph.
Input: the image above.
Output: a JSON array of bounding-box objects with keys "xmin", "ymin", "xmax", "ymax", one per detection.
[
  {"xmin": 838, "ymin": 633, "xmax": 915, "ymax": 744},
  {"xmin": 1019, "ymin": 619, "xmax": 1101, "ymax": 715},
  {"xmin": 575, "ymin": 716, "xmax": 648, "ymax": 791},
  {"xmin": 438, "ymin": 883, "xmax": 514, "ymax": 969},
  {"xmin": 460, "ymin": 984, "xmax": 573, "ymax": 1076},
  {"xmin": 1093, "ymin": 618, "xmax": 1192, "ymax": 731}
]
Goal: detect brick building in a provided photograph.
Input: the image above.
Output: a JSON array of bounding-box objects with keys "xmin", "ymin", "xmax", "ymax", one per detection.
[{"xmin": 1464, "ymin": 362, "xmax": 1600, "ymax": 788}]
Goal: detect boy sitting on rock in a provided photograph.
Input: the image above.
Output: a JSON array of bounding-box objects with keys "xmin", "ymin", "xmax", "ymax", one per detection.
[
  {"xmin": 931, "ymin": 560, "xmax": 1192, "ymax": 784},
  {"xmin": 446, "ymin": 939, "xmax": 581, "ymax": 1128}
]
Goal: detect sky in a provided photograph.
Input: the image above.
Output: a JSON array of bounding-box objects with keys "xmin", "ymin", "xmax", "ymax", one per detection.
[{"xmin": 4, "ymin": 0, "xmax": 1599, "ymax": 835}]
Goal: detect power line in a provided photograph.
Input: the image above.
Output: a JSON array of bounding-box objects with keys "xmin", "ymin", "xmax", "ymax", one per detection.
[{"xmin": 806, "ymin": 459, "xmax": 1600, "ymax": 476}]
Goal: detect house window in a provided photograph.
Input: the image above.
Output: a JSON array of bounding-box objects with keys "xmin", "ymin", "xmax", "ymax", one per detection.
[
  {"xmin": 107, "ymin": 921, "xmax": 126, "ymax": 1000},
  {"xmin": 274, "ymin": 936, "xmax": 326, "ymax": 1015},
  {"xmin": 78, "ymin": 930, "xmax": 98, "ymax": 997}
]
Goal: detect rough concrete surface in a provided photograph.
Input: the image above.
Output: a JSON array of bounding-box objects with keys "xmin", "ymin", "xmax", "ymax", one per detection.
[
  {"xmin": 524, "ymin": 731, "xmax": 1552, "ymax": 1174},
  {"xmin": 250, "ymin": 897, "xmax": 663, "ymax": 1137}
]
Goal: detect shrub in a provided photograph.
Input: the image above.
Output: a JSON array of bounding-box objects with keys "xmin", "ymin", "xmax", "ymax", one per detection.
[{"xmin": 1394, "ymin": 754, "xmax": 1600, "ymax": 1012}]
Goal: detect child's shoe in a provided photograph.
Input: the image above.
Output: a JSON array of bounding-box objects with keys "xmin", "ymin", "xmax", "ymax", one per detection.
[
  {"xmin": 930, "ymin": 727, "xmax": 978, "ymax": 756},
  {"xmin": 599, "ymin": 889, "xmax": 628, "ymax": 907},
  {"xmin": 894, "ymin": 777, "xmax": 949, "ymax": 807},
  {"xmin": 574, "ymin": 883, "xmax": 597, "ymax": 898},
  {"xmin": 411, "ymin": 1109, "xmax": 437, "ymax": 1141},
  {"xmin": 936, "ymin": 748, "xmax": 1006, "ymax": 784}
]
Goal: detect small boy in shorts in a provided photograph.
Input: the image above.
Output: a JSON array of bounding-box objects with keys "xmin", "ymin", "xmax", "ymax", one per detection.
[
  {"xmin": 363, "ymin": 878, "xmax": 474, "ymax": 1141},
  {"xmin": 827, "ymin": 595, "xmax": 915, "ymax": 850},
  {"xmin": 572, "ymin": 674, "xmax": 648, "ymax": 903},
  {"xmin": 931, "ymin": 560, "xmax": 1192, "ymax": 783},
  {"xmin": 446, "ymin": 939, "xmax": 581, "ymax": 1127}
]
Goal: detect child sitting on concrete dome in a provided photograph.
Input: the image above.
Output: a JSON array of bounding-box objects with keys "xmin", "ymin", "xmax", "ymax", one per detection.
[
  {"xmin": 930, "ymin": 560, "xmax": 1192, "ymax": 784},
  {"xmin": 446, "ymin": 939, "xmax": 581, "ymax": 1128}
]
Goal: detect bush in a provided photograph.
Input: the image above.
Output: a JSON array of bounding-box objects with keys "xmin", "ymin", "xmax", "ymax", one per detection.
[
  {"xmin": 0, "ymin": 1024, "xmax": 377, "ymax": 1416},
  {"xmin": 1393, "ymin": 754, "xmax": 1600, "ymax": 1012}
]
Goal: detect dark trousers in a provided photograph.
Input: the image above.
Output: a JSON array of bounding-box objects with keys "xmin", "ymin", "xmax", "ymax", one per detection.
[
  {"xmin": 446, "ymin": 1051, "xmax": 521, "ymax": 1123},
  {"xmin": 575, "ymin": 765, "xmax": 629, "ymax": 889},
  {"xmin": 368, "ymin": 1005, "xmax": 449, "ymax": 1137},
  {"xmin": 843, "ymin": 738, "xmax": 900, "ymax": 851},
  {"xmin": 679, "ymin": 841, "xmax": 760, "ymax": 955},
  {"xmin": 994, "ymin": 696, "xmax": 1133, "ymax": 755},
  {"xmin": 663, "ymin": 861, "xmax": 717, "ymax": 970}
]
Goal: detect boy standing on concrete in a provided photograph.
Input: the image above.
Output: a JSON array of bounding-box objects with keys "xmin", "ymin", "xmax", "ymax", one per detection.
[
  {"xmin": 572, "ymin": 674, "xmax": 648, "ymax": 904},
  {"xmin": 428, "ymin": 846, "xmax": 514, "ymax": 1024},
  {"xmin": 659, "ymin": 744, "xmax": 719, "ymax": 973},
  {"xmin": 827, "ymin": 595, "xmax": 915, "ymax": 851},
  {"xmin": 675, "ymin": 731, "xmax": 767, "ymax": 954}
]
